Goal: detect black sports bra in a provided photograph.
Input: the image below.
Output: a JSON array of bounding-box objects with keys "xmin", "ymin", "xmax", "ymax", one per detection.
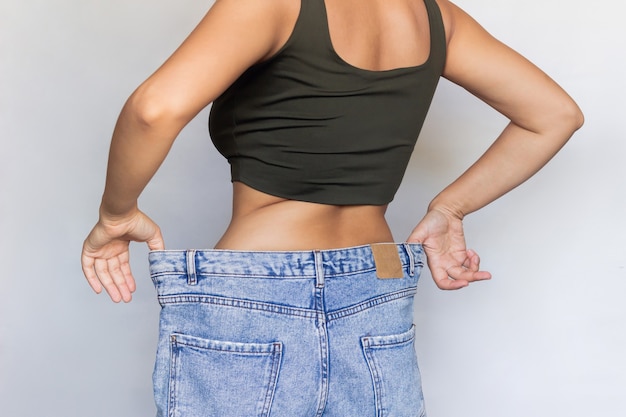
[{"xmin": 209, "ymin": 0, "xmax": 446, "ymax": 205}]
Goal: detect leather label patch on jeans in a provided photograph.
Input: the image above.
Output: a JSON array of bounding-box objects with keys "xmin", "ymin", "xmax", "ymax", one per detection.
[{"xmin": 370, "ymin": 243, "xmax": 404, "ymax": 279}]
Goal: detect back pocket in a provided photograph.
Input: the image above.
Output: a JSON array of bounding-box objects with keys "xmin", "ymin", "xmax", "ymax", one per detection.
[
  {"xmin": 169, "ymin": 333, "xmax": 282, "ymax": 417},
  {"xmin": 361, "ymin": 325, "xmax": 426, "ymax": 417}
]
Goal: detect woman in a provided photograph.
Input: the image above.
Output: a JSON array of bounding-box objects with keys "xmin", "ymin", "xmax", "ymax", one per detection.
[{"xmin": 82, "ymin": 0, "xmax": 583, "ymax": 415}]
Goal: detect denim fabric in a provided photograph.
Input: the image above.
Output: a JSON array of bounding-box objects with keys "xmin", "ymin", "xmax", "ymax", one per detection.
[{"xmin": 149, "ymin": 243, "xmax": 427, "ymax": 417}]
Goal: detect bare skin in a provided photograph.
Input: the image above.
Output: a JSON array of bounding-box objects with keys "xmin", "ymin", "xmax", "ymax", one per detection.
[
  {"xmin": 82, "ymin": 0, "xmax": 583, "ymax": 302},
  {"xmin": 214, "ymin": 183, "xmax": 394, "ymax": 251}
]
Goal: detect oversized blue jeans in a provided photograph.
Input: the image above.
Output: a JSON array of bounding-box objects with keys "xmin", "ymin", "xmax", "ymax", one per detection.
[{"xmin": 149, "ymin": 243, "xmax": 427, "ymax": 417}]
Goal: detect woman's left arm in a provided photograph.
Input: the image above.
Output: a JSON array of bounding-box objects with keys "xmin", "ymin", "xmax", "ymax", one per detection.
[{"xmin": 408, "ymin": 0, "xmax": 584, "ymax": 290}]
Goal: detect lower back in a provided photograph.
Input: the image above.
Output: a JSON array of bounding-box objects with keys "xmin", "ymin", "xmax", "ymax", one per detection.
[{"xmin": 214, "ymin": 182, "xmax": 394, "ymax": 250}]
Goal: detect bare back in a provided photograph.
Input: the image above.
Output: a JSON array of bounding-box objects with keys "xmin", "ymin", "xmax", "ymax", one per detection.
[
  {"xmin": 214, "ymin": 0, "xmax": 436, "ymax": 251},
  {"xmin": 324, "ymin": 0, "xmax": 431, "ymax": 71}
]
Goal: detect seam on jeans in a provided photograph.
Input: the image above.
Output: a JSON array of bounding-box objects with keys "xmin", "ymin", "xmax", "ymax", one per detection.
[
  {"xmin": 150, "ymin": 262, "xmax": 420, "ymax": 280},
  {"xmin": 168, "ymin": 335, "xmax": 178, "ymax": 417},
  {"xmin": 260, "ymin": 343, "xmax": 282, "ymax": 417},
  {"xmin": 325, "ymin": 288, "xmax": 417, "ymax": 323},
  {"xmin": 361, "ymin": 325, "xmax": 416, "ymax": 348},
  {"xmin": 361, "ymin": 342, "xmax": 384, "ymax": 417},
  {"xmin": 314, "ymin": 285, "xmax": 329, "ymax": 417},
  {"xmin": 151, "ymin": 269, "xmax": 393, "ymax": 280},
  {"xmin": 158, "ymin": 294, "xmax": 319, "ymax": 318},
  {"xmin": 326, "ymin": 266, "xmax": 377, "ymax": 278},
  {"xmin": 151, "ymin": 271, "xmax": 315, "ymax": 280},
  {"xmin": 306, "ymin": 264, "xmax": 416, "ymax": 279}
]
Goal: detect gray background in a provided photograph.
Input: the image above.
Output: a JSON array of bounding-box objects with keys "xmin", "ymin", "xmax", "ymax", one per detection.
[{"xmin": 1, "ymin": 0, "xmax": 624, "ymax": 416}]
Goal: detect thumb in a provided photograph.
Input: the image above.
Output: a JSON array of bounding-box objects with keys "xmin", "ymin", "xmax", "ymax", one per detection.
[
  {"xmin": 407, "ymin": 220, "xmax": 428, "ymax": 244},
  {"xmin": 147, "ymin": 229, "xmax": 165, "ymax": 251}
]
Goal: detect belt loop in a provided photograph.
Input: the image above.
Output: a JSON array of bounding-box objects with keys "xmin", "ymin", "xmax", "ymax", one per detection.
[
  {"xmin": 314, "ymin": 250, "xmax": 325, "ymax": 288},
  {"xmin": 403, "ymin": 243, "xmax": 415, "ymax": 277},
  {"xmin": 186, "ymin": 250, "xmax": 197, "ymax": 286}
]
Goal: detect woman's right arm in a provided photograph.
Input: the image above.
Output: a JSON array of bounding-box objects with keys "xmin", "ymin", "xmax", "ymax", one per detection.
[
  {"xmin": 100, "ymin": 0, "xmax": 297, "ymax": 218},
  {"xmin": 82, "ymin": 0, "xmax": 297, "ymax": 302}
]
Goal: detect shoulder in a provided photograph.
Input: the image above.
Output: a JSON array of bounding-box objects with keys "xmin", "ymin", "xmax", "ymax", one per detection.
[
  {"xmin": 208, "ymin": 0, "xmax": 300, "ymax": 59},
  {"xmin": 432, "ymin": 0, "xmax": 471, "ymax": 46},
  {"xmin": 210, "ymin": 0, "xmax": 296, "ymax": 19},
  {"xmin": 208, "ymin": 0, "xmax": 299, "ymax": 32},
  {"xmin": 130, "ymin": 0, "xmax": 302, "ymax": 120},
  {"xmin": 432, "ymin": 0, "xmax": 510, "ymax": 80}
]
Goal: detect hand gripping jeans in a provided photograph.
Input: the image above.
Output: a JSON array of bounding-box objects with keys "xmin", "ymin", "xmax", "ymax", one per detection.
[{"xmin": 149, "ymin": 243, "xmax": 427, "ymax": 417}]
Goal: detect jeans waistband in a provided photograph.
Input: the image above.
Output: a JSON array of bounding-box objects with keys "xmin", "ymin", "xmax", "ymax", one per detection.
[{"xmin": 149, "ymin": 243, "xmax": 424, "ymax": 279}]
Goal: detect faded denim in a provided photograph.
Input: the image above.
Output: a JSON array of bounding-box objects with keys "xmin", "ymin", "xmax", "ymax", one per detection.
[{"xmin": 149, "ymin": 243, "xmax": 427, "ymax": 417}]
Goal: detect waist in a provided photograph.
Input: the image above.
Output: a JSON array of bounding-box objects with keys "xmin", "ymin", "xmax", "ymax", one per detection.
[
  {"xmin": 149, "ymin": 244, "xmax": 424, "ymax": 315},
  {"xmin": 214, "ymin": 182, "xmax": 394, "ymax": 251},
  {"xmin": 149, "ymin": 243, "xmax": 424, "ymax": 279}
]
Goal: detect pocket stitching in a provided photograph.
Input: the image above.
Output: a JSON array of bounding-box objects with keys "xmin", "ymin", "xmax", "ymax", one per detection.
[
  {"xmin": 361, "ymin": 325, "xmax": 421, "ymax": 417},
  {"xmin": 168, "ymin": 334, "xmax": 283, "ymax": 417}
]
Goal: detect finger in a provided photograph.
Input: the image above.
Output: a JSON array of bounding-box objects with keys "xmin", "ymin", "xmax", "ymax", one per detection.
[
  {"xmin": 107, "ymin": 257, "xmax": 133, "ymax": 303},
  {"xmin": 464, "ymin": 250, "xmax": 492, "ymax": 281},
  {"xmin": 120, "ymin": 261, "xmax": 136, "ymax": 293},
  {"xmin": 447, "ymin": 265, "xmax": 492, "ymax": 282},
  {"xmin": 117, "ymin": 250, "xmax": 136, "ymax": 293},
  {"xmin": 434, "ymin": 277, "xmax": 469, "ymax": 290},
  {"xmin": 431, "ymin": 267, "xmax": 469, "ymax": 290},
  {"xmin": 465, "ymin": 249, "xmax": 480, "ymax": 272},
  {"xmin": 406, "ymin": 218, "xmax": 430, "ymax": 244},
  {"xmin": 81, "ymin": 254, "xmax": 103, "ymax": 294},
  {"xmin": 461, "ymin": 256, "xmax": 472, "ymax": 270},
  {"xmin": 94, "ymin": 258, "xmax": 123, "ymax": 303},
  {"xmin": 431, "ymin": 262, "xmax": 491, "ymax": 290}
]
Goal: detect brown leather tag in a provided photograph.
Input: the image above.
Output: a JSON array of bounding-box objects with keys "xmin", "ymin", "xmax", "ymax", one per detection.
[{"xmin": 370, "ymin": 243, "xmax": 403, "ymax": 279}]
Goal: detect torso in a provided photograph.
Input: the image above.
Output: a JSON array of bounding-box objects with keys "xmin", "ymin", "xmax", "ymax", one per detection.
[
  {"xmin": 214, "ymin": 182, "xmax": 394, "ymax": 250},
  {"xmin": 214, "ymin": 0, "xmax": 446, "ymax": 251}
]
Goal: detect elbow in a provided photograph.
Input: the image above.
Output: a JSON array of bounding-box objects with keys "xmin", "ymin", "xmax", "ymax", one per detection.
[
  {"xmin": 123, "ymin": 83, "xmax": 186, "ymax": 129},
  {"xmin": 530, "ymin": 97, "xmax": 584, "ymax": 140},
  {"xmin": 555, "ymin": 96, "xmax": 584, "ymax": 137},
  {"xmin": 564, "ymin": 99, "xmax": 585, "ymax": 134}
]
